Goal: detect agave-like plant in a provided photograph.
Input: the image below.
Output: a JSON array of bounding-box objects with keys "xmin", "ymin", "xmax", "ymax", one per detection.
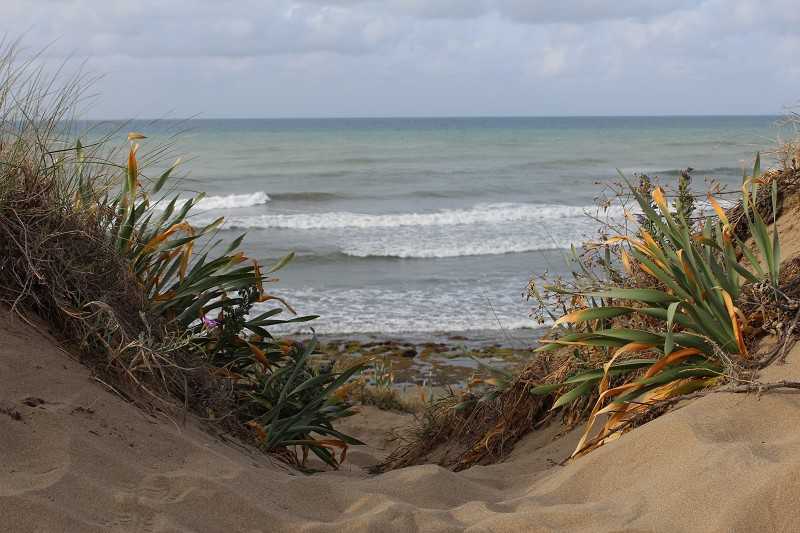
[
  {"xmin": 97, "ymin": 139, "xmax": 314, "ymax": 334},
  {"xmin": 79, "ymin": 136, "xmax": 364, "ymax": 467},
  {"xmin": 244, "ymin": 338, "xmax": 366, "ymax": 469},
  {"xmin": 534, "ymin": 154, "xmax": 781, "ymax": 456}
]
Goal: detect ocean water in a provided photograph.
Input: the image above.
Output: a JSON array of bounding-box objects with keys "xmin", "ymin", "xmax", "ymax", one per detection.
[{"xmin": 91, "ymin": 116, "xmax": 787, "ymax": 335}]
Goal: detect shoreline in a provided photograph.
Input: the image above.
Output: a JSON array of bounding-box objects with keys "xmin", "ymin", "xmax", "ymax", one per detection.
[{"xmin": 296, "ymin": 327, "xmax": 546, "ymax": 388}]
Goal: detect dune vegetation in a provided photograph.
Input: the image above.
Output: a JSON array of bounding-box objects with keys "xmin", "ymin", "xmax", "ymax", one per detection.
[
  {"xmin": 0, "ymin": 44, "xmax": 365, "ymax": 470},
  {"xmin": 377, "ymin": 146, "xmax": 800, "ymax": 472}
]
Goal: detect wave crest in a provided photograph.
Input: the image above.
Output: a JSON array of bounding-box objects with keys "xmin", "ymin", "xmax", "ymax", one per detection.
[
  {"xmin": 219, "ymin": 203, "xmax": 618, "ymax": 230},
  {"xmin": 195, "ymin": 191, "xmax": 271, "ymax": 210}
]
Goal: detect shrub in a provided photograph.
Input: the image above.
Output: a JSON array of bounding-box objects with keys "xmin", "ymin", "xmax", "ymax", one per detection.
[
  {"xmin": 0, "ymin": 44, "xmax": 363, "ymax": 470},
  {"xmin": 534, "ymin": 155, "xmax": 783, "ymax": 456}
]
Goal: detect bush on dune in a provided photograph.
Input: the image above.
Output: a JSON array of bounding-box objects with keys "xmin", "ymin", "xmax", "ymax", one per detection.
[
  {"xmin": 0, "ymin": 44, "xmax": 363, "ymax": 470},
  {"xmin": 379, "ymin": 155, "xmax": 800, "ymax": 473},
  {"xmin": 534, "ymin": 156, "xmax": 791, "ymax": 456}
]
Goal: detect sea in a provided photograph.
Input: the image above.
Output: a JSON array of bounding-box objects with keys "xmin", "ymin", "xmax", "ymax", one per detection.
[{"xmin": 84, "ymin": 116, "xmax": 789, "ymax": 338}]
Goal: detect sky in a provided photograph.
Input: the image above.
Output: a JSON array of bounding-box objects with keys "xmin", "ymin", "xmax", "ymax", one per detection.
[{"xmin": 3, "ymin": 0, "xmax": 799, "ymax": 118}]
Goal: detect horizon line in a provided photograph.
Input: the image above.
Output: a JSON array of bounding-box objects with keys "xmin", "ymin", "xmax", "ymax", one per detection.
[{"xmin": 80, "ymin": 113, "xmax": 785, "ymax": 122}]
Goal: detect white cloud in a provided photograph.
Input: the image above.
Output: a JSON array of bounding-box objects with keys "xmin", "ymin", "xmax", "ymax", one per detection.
[{"xmin": 1, "ymin": 0, "xmax": 794, "ymax": 117}]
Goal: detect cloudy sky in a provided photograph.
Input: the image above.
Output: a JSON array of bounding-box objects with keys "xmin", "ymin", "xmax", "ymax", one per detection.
[{"xmin": 4, "ymin": 0, "xmax": 799, "ymax": 118}]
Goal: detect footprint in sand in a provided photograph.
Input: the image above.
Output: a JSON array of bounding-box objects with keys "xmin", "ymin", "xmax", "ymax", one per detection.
[{"xmin": 0, "ymin": 401, "xmax": 71, "ymax": 497}]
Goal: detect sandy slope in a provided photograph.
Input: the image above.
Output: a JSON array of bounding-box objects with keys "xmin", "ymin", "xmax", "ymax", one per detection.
[
  {"xmin": 3, "ymin": 197, "xmax": 800, "ymax": 532},
  {"xmin": 3, "ymin": 310, "xmax": 800, "ymax": 533}
]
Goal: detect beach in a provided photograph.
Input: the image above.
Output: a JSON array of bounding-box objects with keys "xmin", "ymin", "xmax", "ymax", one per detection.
[
  {"xmin": 2, "ymin": 2, "xmax": 799, "ymax": 528},
  {"xmin": 5, "ymin": 114, "xmax": 800, "ymax": 532},
  {"xmin": 4, "ymin": 297, "xmax": 800, "ymax": 532}
]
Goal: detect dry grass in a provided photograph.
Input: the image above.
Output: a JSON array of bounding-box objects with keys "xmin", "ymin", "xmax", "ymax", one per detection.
[
  {"xmin": 373, "ymin": 347, "xmax": 582, "ymax": 472},
  {"xmin": 0, "ymin": 44, "xmax": 194, "ymax": 412},
  {"xmin": 0, "ymin": 43, "xmax": 364, "ymax": 471}
]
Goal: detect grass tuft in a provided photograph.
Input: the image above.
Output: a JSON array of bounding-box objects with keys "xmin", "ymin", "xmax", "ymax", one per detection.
[{"xmin": 0, "ymin": 43, "xmax": 363, "ymax": 471}]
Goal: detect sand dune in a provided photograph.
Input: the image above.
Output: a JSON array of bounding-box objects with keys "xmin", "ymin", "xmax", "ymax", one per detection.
[
  {"xmin": 3, "ymin": 306, "xmax": 800, "ymax": 533},
  {"xmin": 3, "ymin": 192, "xmax": 800, "ymax": 532}
]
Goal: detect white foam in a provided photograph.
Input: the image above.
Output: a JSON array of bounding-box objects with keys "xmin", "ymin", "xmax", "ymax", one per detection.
[
  {"xmin": 342, "ymin": 235, "xmax": 582, "ymax": 258},
  {"xmin": 198, "ymin": 191, "xmax": 271, "ymax": 209},
  {"xmin": 257, "ymin": 286, "xmax": 541, "ymax": 335},
  {"xmin": 164, "ymin": 191, "xmax": 271, "ymax": 211},
  {"xmin": 218, "ymin": 203, "xmax": 622, "ymax": 230}
]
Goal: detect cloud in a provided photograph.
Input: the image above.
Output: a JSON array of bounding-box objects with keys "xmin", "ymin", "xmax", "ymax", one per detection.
[
  {"xmin": 1, "ymin": 0, "xmax": 795, "ymax": 117},
  {"xmin": 297, "ymin": 0, "xmax": 699, "ymax": 23}
]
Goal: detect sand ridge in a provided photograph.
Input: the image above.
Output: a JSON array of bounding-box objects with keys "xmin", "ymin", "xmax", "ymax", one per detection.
[{"xmin": 3, "ymin": 309, "xmax": 800, "ymax": 532}]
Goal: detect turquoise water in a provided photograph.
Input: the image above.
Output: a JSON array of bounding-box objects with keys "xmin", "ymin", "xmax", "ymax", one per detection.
[{"xmin": 85, "ymin": 116, "xmax": 788, "ymax": 335}]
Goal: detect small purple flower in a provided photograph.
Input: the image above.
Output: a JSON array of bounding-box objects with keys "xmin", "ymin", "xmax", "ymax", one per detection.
[{"xmin": 201, "ymin": 314, "xmax": 220, "ymax": 329}]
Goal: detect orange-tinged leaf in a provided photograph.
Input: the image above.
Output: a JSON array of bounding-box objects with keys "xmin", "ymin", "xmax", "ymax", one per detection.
[
  {"xmin": 598, "ymin": 343, "xmax": 652, "ymax": 403},
  {"xmin": 258, "ymin": 293, "xmax": 297, "ymax": 315},
  {"xmin": 554, "ymin": 306, "xmax": 628, "ymax": 325},
  {"xmin": 152, "ymin": 290, "xmax": 176, "ymax": 301},
  {"xmin": 229, "ymin": 252, "xmax": 248, "ymax": 264},
  {"xmin": 721, "ymin": 290, "xmax": 747, "ymax": 356},
  {"xmin": 630, "ymin": 240, "xmax": 650, "ymax": 256},
  {"xmin": 253, "ymin": 260, "xmax": 264, "ymax": 294},
  {"xmin": 292, "ymin": 439, "xmax": 350, "ymax": 466},
  {"xmin": 280, "ymin": 339, "xmax": 298, "ymax": 355},
  {"xmin": 247, "ymin": 342, "xmax": 270, "ymax": 369},
  {"xmin": 677, "ymin": 249, "xmax": 695, "ymax": 285},
  {"xmin": 140, "ymin": 221, "xmax": 194, "ymax": 255},
  {"xmin": 621, "ymin": 249, "xmax": 634, "ymax": 275},
  {"xmin": 638, "ymin": 261, "xmax": 657, "ymax": 278},
  {"xmin": 640, "ymin": 229, "xmax": 660, "ymax": 252},
  {"xmin": 246, "ymin": 421, "xmax": 268, "ymax": 442},
  {"xmin": 128, "ymin": 143, "xmax": 139, "ymax": 180},
  {"xmin": 707, "ymin": 193, "xmax": 730, "ymax": 226},
  {"xmin": 605, "ymin": 236, "xmax": 632, "ymax": 245},
  {"xmin": 570, "ymin": 342, "xmax": 653, "ymax": 457},
  {"xmin": 643, "ymin": 347, "xmax": 701, "ymax": 379},
  {"xmin": 630, "ymin": 239, "xmax": 667, "ymax": 271},
  {"xmin": 611, "ymin": 342, "xmax": 654, "ymax": 358},
  {"xmin": 179, "ymin": 241, "xmax": 193, "ymax": 280},
  {"xmin": 651, "ymin": 186, "xmax": 668, "ymax": 213},
  {"xmin": 591, "ymin": 347, "xmax": 702, "ymax": 437},
  {"xmin": 536, "ymin": 338, "xmax": 597, "ymax": 347},
  {"xmin": 572, "ymin": 380, "xmax": 642, "ymax": 458}
]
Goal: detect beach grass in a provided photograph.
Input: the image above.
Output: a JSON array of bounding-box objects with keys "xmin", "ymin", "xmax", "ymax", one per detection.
[{"xmin": 0, "ymin": 43, "xmax": 364, "ymax": 470}]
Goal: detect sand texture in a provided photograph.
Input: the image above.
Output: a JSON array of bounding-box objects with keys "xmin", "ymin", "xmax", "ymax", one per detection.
[
  {"xmin": 3, "ymin": 197, "xmax": 800, "ymax": 532},
  {"xmin": 2, "ymin": 307, "xmax": 800, "ymax": 533}
]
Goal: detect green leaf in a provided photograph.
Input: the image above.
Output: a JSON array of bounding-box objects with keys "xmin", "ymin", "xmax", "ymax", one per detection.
[
  {"xmin": 153, "ymin": 159, "xmax": 180, "ymax": 193},
  {"xmin": 584, "ymin": 288, "xmax": 679, "ymax": 304},
  {"xmin": 530, "ymin": 383, "xmax": 563, "ymax": 395},
  {"xmin": 557, "ymin": 306, "xmax": 633, "ymax": 324},
  {"xmin": 266, "ymin": 252, "xmax": 295, "ymax": 274},
  {"xmin": 551, "ymin": 380, "xmax": 595, "ymax": 410},
  {"xmin": 664, "ymin": 301, "xmax": 680, "ymax": 356}
]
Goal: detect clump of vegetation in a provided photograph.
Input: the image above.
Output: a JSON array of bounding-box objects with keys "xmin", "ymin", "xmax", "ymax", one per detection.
[
  {"xmin": 534, "ymin": 155, "xmax": 788, "ymax": 456},
  {"xmin": 374, "ymin": 350, "xmax": 566, "ymax": 472},
  {"xmin": 334, "ymin": 356, "xmax": 427, "ymax": 413},
  {"xmin": 378, "ymin": 154, "xmax": 800, "ymax": 472},
  {"xmin": 0, "ymin": 44, "xmax": 362, "ymax": 470}
]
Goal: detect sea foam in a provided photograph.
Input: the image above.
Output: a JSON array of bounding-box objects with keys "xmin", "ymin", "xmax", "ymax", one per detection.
[
  {"xmin": 195, "ymin": 191, "xmax": 271, "ymax": 210},
  {"xmin": 217, "ymin": 203, "xmax": 621, "ymax": 230},
  {"xmin": 154, "ymin": 191, "xmax": 271, "ymax": 211}
]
